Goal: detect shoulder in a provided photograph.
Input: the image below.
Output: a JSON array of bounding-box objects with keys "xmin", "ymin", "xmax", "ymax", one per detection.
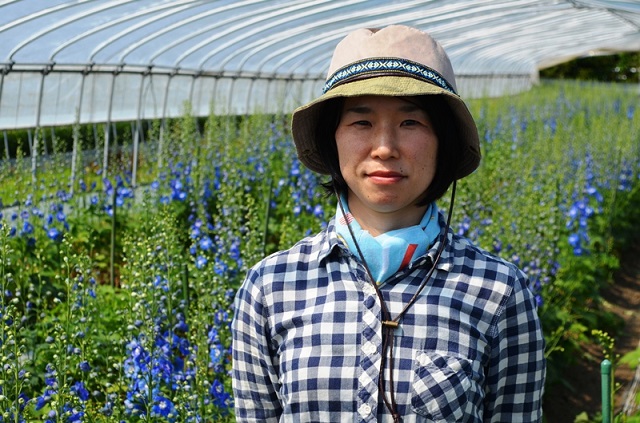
[
  {"xmin": 452, "ymin": 233, "xmax": 524, "ymax": 279},
  {"xmin": 245, "ymin": 229, "xmax": 328, "ymax": 283},
  {"xmin": 446, "ymin": 234, "xmax": 541, "ymax": 333},
  {"xmin": 445, "ymin": 232, "xmax": 530, "ymax": 299},
  {"xmin": 235, "ymin": 228, "xmax": 337, "ymax": 315},
  {"xmin": 434, "ymin": 211, "xmax": 525, "ymax": 287}
]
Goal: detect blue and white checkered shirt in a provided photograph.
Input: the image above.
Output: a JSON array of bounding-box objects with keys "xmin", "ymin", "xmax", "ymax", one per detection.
[{"xmin": 232, "ymin": 214, "xmax": 546, "ymax": 422}]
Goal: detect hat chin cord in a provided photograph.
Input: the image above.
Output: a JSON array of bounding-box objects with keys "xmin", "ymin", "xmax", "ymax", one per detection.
[{"xmin": 335, "ymin": 180, "xmax": 457, "ymax": 423}]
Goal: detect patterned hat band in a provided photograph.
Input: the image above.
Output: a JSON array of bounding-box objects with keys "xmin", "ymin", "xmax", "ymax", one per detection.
[{"xmin": 322, "ymin": 57, "xmax": 457, "ymax": 95}]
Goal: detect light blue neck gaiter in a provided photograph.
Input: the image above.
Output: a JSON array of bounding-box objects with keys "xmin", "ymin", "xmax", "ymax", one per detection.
[{"xmin": 335, "ymin": 196, "xmax": 441, "ymax": 284}]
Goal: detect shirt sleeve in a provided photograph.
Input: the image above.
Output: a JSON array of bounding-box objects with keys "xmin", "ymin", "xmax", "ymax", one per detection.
[
  {"xmin": 232, "ymin": 266, "xmax": 283, "ymax": 423},
  {"xmin": 483, "ymin": 272, "xmax": 546, "ymax": 422}
]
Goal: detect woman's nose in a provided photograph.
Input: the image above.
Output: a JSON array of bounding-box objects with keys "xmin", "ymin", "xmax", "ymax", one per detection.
[{"xmin": 370, "ymin": 127, "xmax": 399, "ymax": 159}]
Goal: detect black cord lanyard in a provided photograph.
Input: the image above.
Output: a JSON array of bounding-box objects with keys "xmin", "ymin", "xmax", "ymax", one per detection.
[{"xmin": 336, "ymin": 181, "xmax": 456, "ymax": 422}]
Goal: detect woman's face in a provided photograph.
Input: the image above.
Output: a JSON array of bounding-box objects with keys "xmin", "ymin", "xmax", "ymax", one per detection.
[{"xmin": 335, "ymin": 95, "xmax": 438, "ymax": 232}]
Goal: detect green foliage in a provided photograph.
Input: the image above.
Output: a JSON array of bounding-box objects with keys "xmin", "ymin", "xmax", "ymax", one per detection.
[
  {"xmin": 567, "ymin": 331, "xmax": 640, "ymax": 422},
  {"xmin": 0, "ymin": 80, "xmax": 638, "ymax": 420},
  {"xmin": 540, "ymin": 52, "xmax": 639, "ymax": 83},
  {"xmin": 620, "ymin": 347, "xmax": 640, "ymax": 371}
]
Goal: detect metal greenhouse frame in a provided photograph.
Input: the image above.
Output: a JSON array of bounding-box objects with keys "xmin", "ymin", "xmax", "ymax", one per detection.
[{"xmin": 1, "ymin": 0, "xmax": 639, "ymax": 184}]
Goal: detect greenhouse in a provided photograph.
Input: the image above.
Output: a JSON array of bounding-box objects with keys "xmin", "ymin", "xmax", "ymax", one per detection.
[
  {"xmin": 0, "ymin": 1, "xmax": 639, "ymax": 422},
  {"xmin": 1, "ymin": 0, "xmax": 639, "ymax": 130}
]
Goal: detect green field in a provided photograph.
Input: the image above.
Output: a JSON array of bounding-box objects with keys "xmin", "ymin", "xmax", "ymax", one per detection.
[{"xmin": 1, "ymin": 80, "xmax": 639, "ymax": 422}]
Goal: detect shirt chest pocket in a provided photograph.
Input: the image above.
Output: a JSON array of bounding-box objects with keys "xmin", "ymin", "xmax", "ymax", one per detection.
[{"xmin": 411, "ymin": 351, "xmax": 478, "ymax": 422}]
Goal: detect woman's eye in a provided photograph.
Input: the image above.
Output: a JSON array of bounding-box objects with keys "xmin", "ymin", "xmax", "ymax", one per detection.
[
  {"xmin": 353, "ymin": 120, "xmax": 371, "ymax": 126},
  {"xmin": 401, "ymin": 120, "xmax": 419, "ymax": 126}
]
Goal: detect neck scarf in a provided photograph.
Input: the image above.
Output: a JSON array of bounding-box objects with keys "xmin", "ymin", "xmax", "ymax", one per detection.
[{"xmin": 335, "ymin": 197, "xmax": 441, "ymax": 284}]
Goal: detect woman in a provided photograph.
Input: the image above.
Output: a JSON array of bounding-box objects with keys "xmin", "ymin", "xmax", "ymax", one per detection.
[{"xmin": 232, "ymin": 25, "xmax": 545, "ymax": 422}]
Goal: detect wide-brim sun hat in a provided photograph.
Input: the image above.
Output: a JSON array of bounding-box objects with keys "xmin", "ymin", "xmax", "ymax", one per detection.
[{"xmin": 291, "ymin": 25, "xmax": 481, "ymax": 180}]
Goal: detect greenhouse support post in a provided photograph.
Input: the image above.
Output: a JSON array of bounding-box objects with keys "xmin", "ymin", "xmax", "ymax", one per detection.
[
  {"xmin": 245, "ymin": 77, "xmax": 256, "ymax": 113},
  {"xmin": 157, "ymin": 71, "xmax": 174, "ymax": 171},
  {"xmin": 41, "ymin": 127, "xmax": 48, "ymax": 156},
  {"xmin": 110, "ymin": 184, "xmax": 117, "ymax": 288},
  {"xmin": 31, "ymin": 69, "xmax": 48, "ymax": 184},
  {"xmin": 70, "ymin": 114, "xmax": 79, "ymax": 196},
  {"xmin": 132, "ymin": 69, "xmax": 149, "ymax": 188},
  {"xmin": 0, "ymin": 64, "xmax": 11, "ymax": 160},
  {"xmin": 92, "ymin": 123, "xmax": 98, "ymax": 151},
  {"xmin": 601, "ymin": 359, "xmax": 613, "ymax": 423},
  {"xmin": 0, "ymin": 65, "xmax": 4, "ymax": 120},
  {"xmin": 103, "ymin": 69, "xmax": 119, "ymax": 179},
  {"xmin": 27, "ymin": 129, "xmax": 33, "ymax": 156},
  {"xmin": 70, "ymin": 69, "xmax": 88, "ymax": 196},
  {"xmin": 227, "ymin": 76, "xmax": 237, "ymax": 114},
  {"xmin": 188, "ymin": 71, "xmax": 199, "ymax": 111},
  {"xmin": 3, "ymin": 131, "xmax": 8, "ymax": 160}
]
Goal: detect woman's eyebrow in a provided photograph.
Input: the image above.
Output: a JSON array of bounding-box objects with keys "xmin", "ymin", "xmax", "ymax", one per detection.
[
  {"xmin": 342, "ymin": 105, "xmax": 372, "ymax": 114},
  {"xmin": 398, "ymin": 103, "xmax": 423, "ymax": 113},
  {"xmin": 343, "ymin": 104, "xmax": 422, "ymax": 114},
  {"xmin": 398, "ymin": 102, "xmax": 424, "ymax": 113}
]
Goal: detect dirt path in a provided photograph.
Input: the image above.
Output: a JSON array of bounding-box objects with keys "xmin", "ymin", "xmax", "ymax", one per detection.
[
  {"xmin": 603, "ymin": 239, "xmax": 640, "ymax": 415},
  {"xmin": 543, "ymin": 240, "xmax": 640, "ymax": 422}
]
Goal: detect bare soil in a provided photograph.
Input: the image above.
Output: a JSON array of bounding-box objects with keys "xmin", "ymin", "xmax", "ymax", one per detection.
[{"xmin": 543, "ymin": 240, "xmax": 640, "ymax": 422}]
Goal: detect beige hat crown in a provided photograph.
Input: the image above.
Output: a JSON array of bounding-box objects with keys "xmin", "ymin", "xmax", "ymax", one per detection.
[
  {"xmin": 325, "ymin": 26, "xmax": 457, "ymax": 93},
  {"xmin": 291, "ymin": 25, "xmax": 481, "ymax": 180}
]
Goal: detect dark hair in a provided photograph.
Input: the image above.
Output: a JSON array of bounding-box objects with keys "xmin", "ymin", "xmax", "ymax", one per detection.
[{"xmin": 316, "ymin": 95, "xmax": 459, "ymax": 206}]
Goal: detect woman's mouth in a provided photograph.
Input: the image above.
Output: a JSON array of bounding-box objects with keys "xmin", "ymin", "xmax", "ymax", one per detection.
[{"xmin": 367, "ymin": 170, "xmax": 405, "ymax": 184}]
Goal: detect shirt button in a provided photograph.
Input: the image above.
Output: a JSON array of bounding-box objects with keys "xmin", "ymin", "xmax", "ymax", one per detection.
[
  {"xmin": 363, "ymin": 342, "xmax": 377, "ymax": 355},
  {"xmin": 359, "ymin": 403, "xmax": 372, "ymax": 416},
  {"xmin": 418, "ymin": 353, "xmax": 430, "ymax": 367},
  {"xmin": 363, "ymin": 283, "xmax": 375, "ymax": 296}
]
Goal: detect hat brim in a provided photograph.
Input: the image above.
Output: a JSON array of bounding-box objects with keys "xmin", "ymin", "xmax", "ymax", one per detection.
[{"xmin": 291, "ymin": 75, "xmax": 481, "ymax": 180}]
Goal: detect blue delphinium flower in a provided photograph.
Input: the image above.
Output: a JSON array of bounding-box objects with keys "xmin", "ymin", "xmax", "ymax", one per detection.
[
  {"xmin": 35, "ymin": 388, "xmax": 57, "ymax": 411},
  {"xmin": 46, "ymin": 227, "xmax": 63, "ymax": 242},
  {"xmin": 208, "ymin": 326, "xmax": 224, "ymax": 370},
  {"xmin": 228, "ymin": 238, "xmax": 242, "ymax": 267},
  {"xmin": 313, "ymin": 204, "xmax": 324, "ymax": 219},
  {"xmin": 456, "ymin": 216, "xmax": 471, "ymax": 237},
  {"xmin": 170, "ymin": 178, "xmax": 187, "ymax": 201},
  {"xmin": 568, "ymin": 233, "xmax": 580, "ymax": 249},
  {"xmin": 62, "ymin": 403, "xmax": 84, "ymax": 422},
  {"xmin": 210, "ymin": 379, "xmax": 233, "ymax": 411},
  {"xmin": 199, "ymin": 235, "xmax": 213, "ymax": 251},
  {"xmin": 152, "ymin": 394, "xmax": 177, "ymax": 420},
  {"xmin": 492, "ymin": 238, "xmax": 503, "ymax": 254},
  {"xmin": 618, "ymin": 161, "xmax": 634, "ymax": 192},
  {"xmin": 123, "ymin": 324, "xmax": 196, "ymax": 418},
  {"xmin": 99, "ymin": 394, "xmax": 116, "ymax": 417},
  {"xmin": 124, "ymin": 339, "xmax": 151, "ymax": 376},
  {"xmin": 563, "ymin": 152, "xmax": 606, "ymax": 256},
  {"xmin": 21, "ymin": 221, "xmax": 34, "ymax": 235},
  {"xmin": 44, "ymin": 364, "xmax": 58, "ymax": 388},
  {"xmin": 70, "ymin": 381, "xmax": 90, "ymax": 401},
  {"xmin": 214, "ymin": 258, "xmax": 228, "ymax": 276},
  {"xmin": 195, "ymin": 255, "xmax": 208, "ymax": 269}
]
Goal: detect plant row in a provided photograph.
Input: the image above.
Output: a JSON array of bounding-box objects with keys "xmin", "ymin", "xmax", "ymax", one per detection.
[{"xmin": 0, "ymin": 80, "xmax": 638, "ymax": 422}]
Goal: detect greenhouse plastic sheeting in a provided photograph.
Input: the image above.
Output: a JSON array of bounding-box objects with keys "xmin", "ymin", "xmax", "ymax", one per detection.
[{"xmin": 0, "ymin": 0, "xmax": 639, "ymax": 130}]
